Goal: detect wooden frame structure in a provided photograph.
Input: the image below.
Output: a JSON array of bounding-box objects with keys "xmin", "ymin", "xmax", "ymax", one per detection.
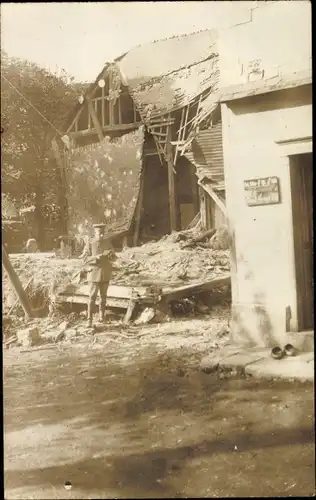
[
  {"xmin": 65, "ymin": 64, "xmax": 142, "ymax": 147},
  {"xmin": 56, "ymin": 60, "xmax": 222, "ymax": 239}
]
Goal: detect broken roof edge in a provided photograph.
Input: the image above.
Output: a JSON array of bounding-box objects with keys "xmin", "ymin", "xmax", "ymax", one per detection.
[
  {"xmin": 60, "ymin": 29, "xmax": 219, "ymax": 137},
  {"xmin": 118, "ymin": 28, "xmax": 217, "ymax": 60},
  {"xmin": 124, "ymin": 48, "xmax": 218, "ymax": 93}
]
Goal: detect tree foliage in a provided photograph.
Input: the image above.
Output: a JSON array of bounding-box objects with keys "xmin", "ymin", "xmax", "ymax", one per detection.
[{"xmin": 1, "ymin": 50, "xmax": 87, "ymax": 244}]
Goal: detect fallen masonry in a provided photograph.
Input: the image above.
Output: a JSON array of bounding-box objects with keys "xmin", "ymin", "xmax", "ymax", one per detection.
[{"xmin": 3, "ymin": 226, "xmax": 231, "ymax": 325}]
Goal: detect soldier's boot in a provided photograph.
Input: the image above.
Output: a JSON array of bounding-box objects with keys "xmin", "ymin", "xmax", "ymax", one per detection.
[
  {"xmin": 98, "ymin": 305, "xmax": 106, "ymax": 323},
  {"xmin": 87, "ymin": 303, "xmax": 93, "ymax": 328}
]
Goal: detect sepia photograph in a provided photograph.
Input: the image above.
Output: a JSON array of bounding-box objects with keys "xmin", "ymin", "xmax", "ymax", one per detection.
[{"xmin": 1, "ymin": 1, "xmax": 314, "ymax": 498}]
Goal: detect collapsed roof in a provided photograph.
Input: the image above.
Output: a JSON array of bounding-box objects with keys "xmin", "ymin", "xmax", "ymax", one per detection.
[{"xmin": 117, "ymin": 29, "xmax": 219, "ymax": 119}]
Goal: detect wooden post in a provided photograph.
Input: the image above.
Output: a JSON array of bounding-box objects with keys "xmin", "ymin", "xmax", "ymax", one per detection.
[
  {"xmin": 199, "ymin": 186, "xmax": 207, "ymax": 230},
  {"xmin": 51, "ymin": 139, "xmax": 68, "ymax": 234},
  {"xmin": 204, "ymin": 194, "xmax": 211, "ymax": 230},
  {"xmin": 101, "ymin": 85, "xmax": 105, "ymax": 127},
  {"xmin": 109, "ymin": 68, "xmax": 114, "ymax": 127},
  {"xmin": 86, "ymin": 96, "xmax": 104, "ymax": 142},
  {"xmin": 166, "ymin": 124, "xmax": 177, "ymax": 232},
  {"xmin": 118, "ymin": 96, "xmax": 122, "ymax": 125},
  {"xmin": 2, "ymin": 246, "xmax": 34, "ymax": 318},
  {"xmin": 191, "ymin": 166, "xmax": 200, "ymax": 215}
]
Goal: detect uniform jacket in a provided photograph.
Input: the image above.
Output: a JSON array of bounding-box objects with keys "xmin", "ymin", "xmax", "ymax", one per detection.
[{"xmin": 81, "ymin": 237, "xmax": 114, "ymax": 283}]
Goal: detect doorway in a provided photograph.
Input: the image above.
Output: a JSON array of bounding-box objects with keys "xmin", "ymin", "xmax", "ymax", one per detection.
[{"xmin": 289, "ymin": 153, "xmax": 313, "ymax": 331}]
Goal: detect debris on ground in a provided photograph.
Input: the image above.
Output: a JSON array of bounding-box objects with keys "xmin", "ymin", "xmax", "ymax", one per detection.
[
  {"xmin": 114, "ymin": 225, "xmax": 230, "ymax": 287},
  {"xmin": 2, "ymin": 254, "xmax": 82, "ymax": 315},
  {"xmin": 134, "ymin": 307, "xmax": 157, "ymax": 325},
  {"xmin": 16, "ymin": 325, "xmax": 41, "ymax": 348},
  {"xmin": 2, "ymin": 226, "xmax": 231, "ymax": 350},
  {"xmin": 3, "ymin": 226, "xmax": 230, "ymax": 316}
]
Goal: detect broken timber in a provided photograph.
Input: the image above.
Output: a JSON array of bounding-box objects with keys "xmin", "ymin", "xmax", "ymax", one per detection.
[
  {"xmin": 56, "ymin": 275, "xmax": 231, "ymax": 321},
  {"xmin": 2, "ymin": 246, "xmax": 34, "ymax": 318}
]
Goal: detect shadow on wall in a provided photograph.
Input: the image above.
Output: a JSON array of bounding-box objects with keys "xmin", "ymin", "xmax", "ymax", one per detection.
[
  {"xmin": 231, "ymin": 85, "xmax": 312, "ymax": 117},
  {"xmin": 228, "ymin": 225, "xmax": 278, "ymax": 347}
]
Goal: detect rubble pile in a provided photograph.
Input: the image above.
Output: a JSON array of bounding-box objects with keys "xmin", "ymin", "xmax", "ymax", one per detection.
[
  {"xmin": 115, "ymin": 227, "xmax": 230, "ymax": 287},
  {"xmin": 2, "ymin": 226, "xmax": 230, "ymax": 315},
  {"xmin": 2, "ymin": 254, "xmax": 82, "ymax": 315}
]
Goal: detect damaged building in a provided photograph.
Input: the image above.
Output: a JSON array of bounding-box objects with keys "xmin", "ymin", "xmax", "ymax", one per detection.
[
  {"xmin": 52, "ymin": 29, "xmax": 227, "ymax": 248},
  {"xmin": 209, "ymin": 1, "xmax": 313, "ymax": 349}
]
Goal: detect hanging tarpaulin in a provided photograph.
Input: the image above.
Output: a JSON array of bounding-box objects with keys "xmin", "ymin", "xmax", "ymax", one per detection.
[{"xmin": 65, "ymin": 126, "xmax": 144, "ymax": 239}]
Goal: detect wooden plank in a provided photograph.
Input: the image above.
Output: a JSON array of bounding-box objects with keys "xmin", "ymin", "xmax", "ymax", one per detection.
[
  {"xmin": 56, "ymin": 294, "xmax": 130, "ymax": 310},
  {"xmin": 86, "ymin": 95, "xmax": 104, "ymax": 142},
  {"xmin": 60, "ymin": 283, "xmax": 147, "ymax": 299},
  {"xmin": 133, "ymin": 170, "xmax": 145, "ymax": 246},
  {"xmin": 186, "ymin": 212, "xmax": 201, "ymax": 230},
  {"xmin": 174, "ymin": 107, "xmax": 185, "ymax": 163},
  {"xmin": 65, "ymin": 106, "xmax": 84, "ymax": 135},
  {"xmin": 152, "ymin": 135, "xmax": 163, "ymax": 165},
  {"xmin": 198, "ymin": 181, "xmax": 227, "ymax": 216},
  {"xmin": 161, "ymin": 275, "xmax": 230, "ymax": 303},
  {"xmin": 148, "ymin": 119, "xmax": 175, "ymax": 127},
  {"xmin": 175, "ymin": 105, "xmax": 190, "ymax": 164},
  {"xmin": 144, "ymin": 151, "xmax": 159, "ymax": 157},
  {"xmin": 151, "ymin": 131, "xmax": 168, "ymax": 138},
  {"xmin": 166, "ymin": 123, "xmax": 177, "ymax": 232}
]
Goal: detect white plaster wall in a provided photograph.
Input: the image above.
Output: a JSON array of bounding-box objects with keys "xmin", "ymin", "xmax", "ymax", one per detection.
[
  {"xmin": 218, "ymin": 1, "xmax": 312, "ymax": 88},
  {"xmin": 221, "ymin": 86, "xmax": 312, "ymax": 346},
  {"xmin": 214, "ymin": 202, "xmax": 226, "ymax": 228}
]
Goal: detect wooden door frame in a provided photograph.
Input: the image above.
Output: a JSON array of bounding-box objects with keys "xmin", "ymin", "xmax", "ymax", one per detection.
[
  {"xmin": 276, "ymin": 136, "xmax": 312, "ymax": 332},
  {"xmin": 289, "ymin": 153, "xmax": 313, "ymax": 330}
]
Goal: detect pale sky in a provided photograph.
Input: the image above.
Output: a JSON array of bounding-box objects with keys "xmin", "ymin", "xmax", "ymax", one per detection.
[{"xmin": 1, "ymin": 2, "xmax": 252, "ymax": 83}]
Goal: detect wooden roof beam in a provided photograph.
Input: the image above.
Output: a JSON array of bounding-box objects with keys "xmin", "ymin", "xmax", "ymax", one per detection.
[
  {"xmin": 86, "ymin": 95, "xmax": 104, "ymax": 142},
  {"xmin": 69, "ymin": 121, "xmax": 142, "ymax": 139}
]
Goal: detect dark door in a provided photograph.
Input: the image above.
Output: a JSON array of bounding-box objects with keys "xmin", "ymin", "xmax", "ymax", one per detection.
[{"xmin": 290, "ymin": 153, "xmax": 313, "ymax": 331}]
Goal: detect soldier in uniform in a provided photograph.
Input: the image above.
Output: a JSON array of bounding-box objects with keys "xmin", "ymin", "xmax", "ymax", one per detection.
[{"xmin": 79, "ymin": 223, "xmax": 116, "ymax": 327}]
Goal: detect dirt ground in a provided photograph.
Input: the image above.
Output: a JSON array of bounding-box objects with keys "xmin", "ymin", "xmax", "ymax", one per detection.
[{"xmin": 3, "ymin": 311, "xmax": 315, "ymax": 499}]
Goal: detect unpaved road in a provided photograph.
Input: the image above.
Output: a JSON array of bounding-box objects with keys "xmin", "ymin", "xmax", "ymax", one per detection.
[{"xmin": 4, "ymin": 326, "xmax": 315, "ymax": 499}]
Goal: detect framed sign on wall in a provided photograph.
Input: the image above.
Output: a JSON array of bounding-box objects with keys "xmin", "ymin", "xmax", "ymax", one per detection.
[{"xmin": 244, "ymin": 176, "xmax": 281, "ymax": 206}]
